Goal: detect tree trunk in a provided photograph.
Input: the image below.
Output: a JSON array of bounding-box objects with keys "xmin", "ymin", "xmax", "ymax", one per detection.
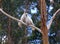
[
  {"xmin": 21, "ymin": 26, "xmax": 27, "ymax": 44},
  {"xmin": 39, "ymin": 0, "xmax": 49, "ymax": 44},
  {"xmin": 8, "ymin": 18, "xmax": 13, "ymax": 44},
  {"xmin": 0, "ymin": 0, "xmax": 13, "ymax": 44},
  {"xmin": 0, "ymin": 0, "xmax": 2, "ymax": 8},
  {"xmin": 7, "ymin": 0, "xmax": 13, "ymax": 44}
]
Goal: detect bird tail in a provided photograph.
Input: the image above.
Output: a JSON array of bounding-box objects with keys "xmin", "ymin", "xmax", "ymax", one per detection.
[
  {"xmin": 18, "ymin": 22, "xmax": 22, "ymax": 27},
  {"xmin": 32, "ymin": 27, "xmax": 35, "ymax": 30}
]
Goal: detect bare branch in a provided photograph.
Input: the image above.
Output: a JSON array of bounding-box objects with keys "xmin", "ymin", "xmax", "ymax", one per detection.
[
  {"xmin": 0, "ymin": 8, "xmax": 27, "ymax": 25},
  {"xmin": 47, "ymin": 9, "xmax": 60, "ymax": 30},
  {"xmin": 0, "ymin": 8, "xmax": 43, "ymax": 34}
]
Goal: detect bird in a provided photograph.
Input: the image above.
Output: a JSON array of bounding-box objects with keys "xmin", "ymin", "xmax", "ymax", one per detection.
[{"xmin": 18, "ymin": 12, "xmax": 35, "ymax": 30}]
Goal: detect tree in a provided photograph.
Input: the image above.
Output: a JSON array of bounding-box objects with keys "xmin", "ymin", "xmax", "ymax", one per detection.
[{"xmin": 39, "ymin": 0, "xmax": 49, "ymax": 44}]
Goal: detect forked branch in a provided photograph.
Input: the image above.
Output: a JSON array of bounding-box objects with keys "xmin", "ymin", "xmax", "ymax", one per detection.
[{"xmin": 47, "ymin": 9, "xmax": 60, "ymax": 30}]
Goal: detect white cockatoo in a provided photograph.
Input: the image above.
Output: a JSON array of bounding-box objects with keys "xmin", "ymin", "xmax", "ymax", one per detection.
[{"xmin": 18, "ymin": 12, "xmax": 35, "ymax": 30}]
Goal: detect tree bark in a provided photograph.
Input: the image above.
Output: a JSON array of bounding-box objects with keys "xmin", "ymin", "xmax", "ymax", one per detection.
[
  {"xmin": 39, "ymin": 0, "xmax": 49, "ymax": 44},
  {"xmin": 0, "ymin": 0, "xmax": 2, "ymax": 8},
  {"xmin": 21, "ymin": 27, "xmax": 27, "ymax": 44},
  {"xmin": 7, "ymin": 0, "xmax": 13, "ymax": 44},
  {"xmin": 8, "ymin": 18, "xmax": 13, "ymax": 44}
]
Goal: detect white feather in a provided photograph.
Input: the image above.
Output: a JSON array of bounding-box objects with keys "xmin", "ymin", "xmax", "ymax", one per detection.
[{"xmin": 18, "ymin": 12, "xmax": 35, "ymax": 30}]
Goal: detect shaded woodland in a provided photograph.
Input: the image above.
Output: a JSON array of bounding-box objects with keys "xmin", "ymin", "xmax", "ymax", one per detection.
[{"xmin": 0, "ymin": 0, "xmax": 60, "ymax": 44}]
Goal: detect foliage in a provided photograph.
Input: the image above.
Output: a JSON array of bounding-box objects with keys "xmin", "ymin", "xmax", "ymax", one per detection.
[{"xmin": 0, "ymin": 0, "xmax": 60, "ymax": 44}]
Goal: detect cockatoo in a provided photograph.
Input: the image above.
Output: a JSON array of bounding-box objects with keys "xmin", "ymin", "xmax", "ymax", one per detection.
[{"xmin": 18, "ymin": 12, "xmax": 35, "ymax": 30}]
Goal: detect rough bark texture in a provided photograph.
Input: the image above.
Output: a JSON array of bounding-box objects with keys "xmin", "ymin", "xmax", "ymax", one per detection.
[{"xmin": 39, "ymin": 0, "xmax": 49, "ymax": 44}]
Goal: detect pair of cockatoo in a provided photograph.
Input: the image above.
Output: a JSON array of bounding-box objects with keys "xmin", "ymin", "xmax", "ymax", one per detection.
[{"xmin": 18, "ymin": 11, "xmax": 35, "ymax": 30}]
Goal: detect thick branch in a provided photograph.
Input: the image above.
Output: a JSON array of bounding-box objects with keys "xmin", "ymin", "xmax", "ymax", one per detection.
[
  {"xmin": 47, "ymin": 9, "xmax": 60, "ymax": 30},
  {"xmin": 0, "ymin": 8, "xmax": 43, "ymax": 34}
]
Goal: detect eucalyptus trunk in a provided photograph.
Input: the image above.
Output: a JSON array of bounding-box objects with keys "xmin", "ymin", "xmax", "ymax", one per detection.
[{"xmin": 39, "ymin": 0, "xmax": 49, "ymax": 44}]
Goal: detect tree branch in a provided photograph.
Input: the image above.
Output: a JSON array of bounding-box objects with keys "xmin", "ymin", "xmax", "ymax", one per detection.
[
  {"xmin": 0, "ymin": 8, "xmax": 43, "ymax": 34},
  {"xmin": 47, "ymin": 9, "xmax": 60, "ymax": 30}
]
